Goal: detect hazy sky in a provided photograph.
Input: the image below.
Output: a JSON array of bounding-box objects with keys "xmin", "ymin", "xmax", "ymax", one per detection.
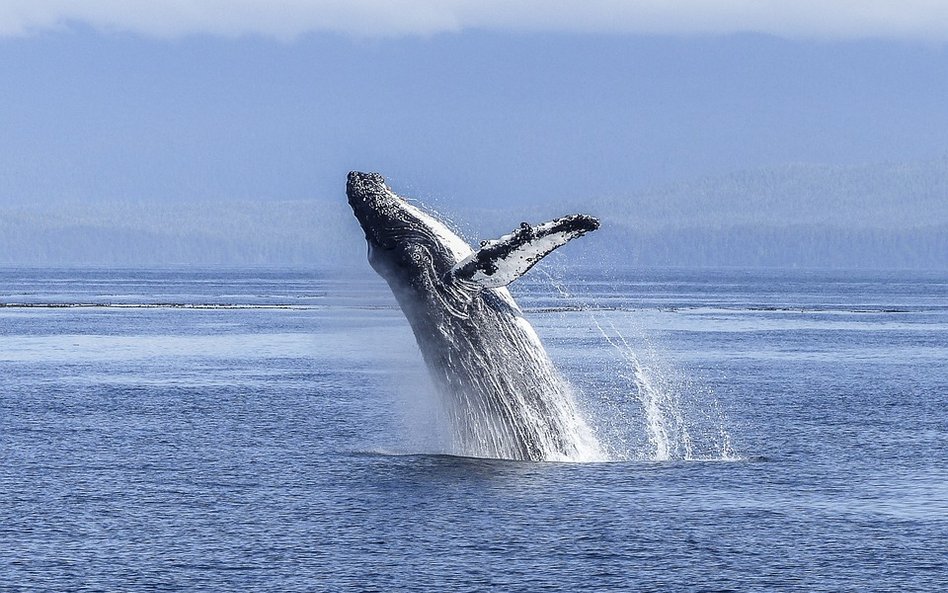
[
  {"xmin": 2, "ymin": 2, "xmax": 947, "ymax": 206},
  {"xmin": 5, "ymin": 1, "xmax": 948, "ymax": 40}
]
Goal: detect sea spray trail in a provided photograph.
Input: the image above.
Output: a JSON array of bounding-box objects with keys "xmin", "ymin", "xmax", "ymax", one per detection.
[{"xmin": 537, "ymin": 269, "xmax": 736, "ymax": 461}]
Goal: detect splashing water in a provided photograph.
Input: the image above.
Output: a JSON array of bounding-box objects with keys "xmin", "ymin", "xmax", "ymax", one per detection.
[
  {"xmin": 428, "ymin": 296, "xmax": 609, "ymax": 462},
  {"xmin": 591, "ymin": 315, "xmax": 736, "ymax": 461},
  {"xmin": 540, "ymin": 270, "xmax": 736, "ymax": 462},
  {"xmin": 383, "ymin": 264, "xmax": 734, "ymax": 463}
]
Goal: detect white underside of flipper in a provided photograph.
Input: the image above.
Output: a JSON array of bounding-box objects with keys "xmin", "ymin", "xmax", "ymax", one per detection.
[{"xmin": 450, "ymin": 215, "xmax": 599, "ymax": 289}]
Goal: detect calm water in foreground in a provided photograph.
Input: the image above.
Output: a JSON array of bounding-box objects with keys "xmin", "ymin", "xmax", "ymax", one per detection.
[{"xmin": 1, "ymin": 267, "xmax": 946, "ymax": 592}]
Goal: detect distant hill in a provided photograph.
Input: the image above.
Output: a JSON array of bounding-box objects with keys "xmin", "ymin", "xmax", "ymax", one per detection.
[
  {"xmin": 1, "ymin": 159, "xmax": 946, "ymax": 269},
  {"xmin": 0, "ymin": 200, "xmax": 364, "ymax": 267},
  {"xmin": 591, "ymin": 159, "xmax": 948, "ymax": 229},
  {"xmin": 580, "ymin": 159, "xmax": 948, "ymax": 269}
]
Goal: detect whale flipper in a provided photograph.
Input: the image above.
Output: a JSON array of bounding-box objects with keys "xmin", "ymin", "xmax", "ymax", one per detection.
[{"xmin": 449, "ymin": 214, "xmax": 599, "ymax": 289}]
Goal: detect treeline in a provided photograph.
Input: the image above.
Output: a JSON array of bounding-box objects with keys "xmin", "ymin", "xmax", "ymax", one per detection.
[
  {"xmin": 597, "ymin": 224, "xmax": 948, "ymax": 269},
  {"xmin": 2, "ymin": 158, "xmax": 946, "ymax": 269},
  {"xmin": 593, "ymin": 158, "xmax": 948, "ymax": 229},
  {"xmin": 0, "ymin": 200, "xmax": 365, "ymax": 266},
  {"xmin": 2, "ymin": 213, "xmax": 944, "ymax": 269}
]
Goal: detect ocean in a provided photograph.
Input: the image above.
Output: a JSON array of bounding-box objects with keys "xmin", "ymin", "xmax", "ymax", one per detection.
[{"xmin": 1, "ymin": 267, "xmax": 946, "ymax": 591}]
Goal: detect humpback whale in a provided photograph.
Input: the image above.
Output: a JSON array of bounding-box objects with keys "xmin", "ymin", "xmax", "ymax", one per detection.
[{"xmin": 347, "ymin": 172, "xmax": 603, "ymax": 461}]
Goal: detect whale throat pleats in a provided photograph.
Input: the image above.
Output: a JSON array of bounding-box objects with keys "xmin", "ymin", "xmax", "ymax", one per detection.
[{"xmin": 449, "ymin": 214, "xmax": 600, "ymax": 289}]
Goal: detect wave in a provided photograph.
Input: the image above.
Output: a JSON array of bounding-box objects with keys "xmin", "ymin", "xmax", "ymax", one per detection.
[
  {"xmin": 349, "ymin": 448, "xmax": 756, "ymax": 464},
  {"xmin": 523, "ymin": 304, "xmax": 943, "ymax": 314},
  {"xmin": 0, "ymin": 302, "xmax": 312, "ymax": 310},
  {"xmin": 0, "ymin": 302, "xmax": 405, "ymax": 311}
]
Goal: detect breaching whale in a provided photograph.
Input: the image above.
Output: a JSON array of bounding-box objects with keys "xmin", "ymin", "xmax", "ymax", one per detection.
[{"xmin": 347, "ymin": 171, "xmax": 604, "ymax": 461}]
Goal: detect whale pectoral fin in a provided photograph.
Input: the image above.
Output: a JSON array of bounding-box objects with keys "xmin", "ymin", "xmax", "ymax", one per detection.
[{"xmin": 449, "ymin": 214, "xmax": 600, "ymax": 289}]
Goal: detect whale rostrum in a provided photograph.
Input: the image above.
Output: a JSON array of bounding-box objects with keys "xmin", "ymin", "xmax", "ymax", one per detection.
[{"xmin": 346, "ymin": 171, "xmax": 604, "ymax": 461}]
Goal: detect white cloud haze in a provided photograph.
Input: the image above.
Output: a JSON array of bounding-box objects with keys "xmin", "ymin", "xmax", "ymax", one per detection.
[{"xmin": 3, "ymin": 0, "xmax": 948, "ymax": 41}]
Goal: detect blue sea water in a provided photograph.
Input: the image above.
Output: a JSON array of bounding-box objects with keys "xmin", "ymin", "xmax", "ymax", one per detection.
[{"xmin": 1, "ymin": 267, "xmax": 946, "ymax": 592}]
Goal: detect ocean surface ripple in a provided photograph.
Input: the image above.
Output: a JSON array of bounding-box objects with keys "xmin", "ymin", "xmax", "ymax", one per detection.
[{"xmin": 1, "ymin": 267, "xmax": 946, "ymax": 592}]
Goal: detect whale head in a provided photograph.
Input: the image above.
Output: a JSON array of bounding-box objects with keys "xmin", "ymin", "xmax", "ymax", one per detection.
[{"xmin": 347, "ymin": 171, "xmax": 471, "ymax": 293}]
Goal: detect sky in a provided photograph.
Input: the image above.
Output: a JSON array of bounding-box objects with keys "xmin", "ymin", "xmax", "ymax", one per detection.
[{"xmin": 2, "ymin": 2, "xmax": 947, "ymax": 207}]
